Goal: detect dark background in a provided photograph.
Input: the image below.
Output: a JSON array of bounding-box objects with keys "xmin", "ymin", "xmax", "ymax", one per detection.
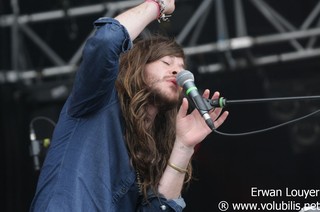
[{"xmin": 1, "ymin": 0, "xmax": 320, "ymax": 211}]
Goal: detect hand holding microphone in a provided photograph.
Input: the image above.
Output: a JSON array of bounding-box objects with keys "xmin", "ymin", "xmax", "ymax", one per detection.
[{"xmin": 176, "ymin": 70, "xmax": 227, "ymax": 130}]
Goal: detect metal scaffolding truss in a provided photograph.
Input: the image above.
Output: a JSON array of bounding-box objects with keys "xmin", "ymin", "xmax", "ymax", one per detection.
[
  {"xmin": 1, "ymin": 0, "xmax": 320, "ymax": 83},
  {"xmin": 183, "ymin": 0, "xmax": 320, "ymax": 74}
]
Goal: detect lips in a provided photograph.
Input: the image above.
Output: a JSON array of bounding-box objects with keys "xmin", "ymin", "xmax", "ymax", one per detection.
[
  {"xmin": 170, "ymin": 79, "xmax": 177, "ymax": 86},
  {"xmin": 167, "ymin": 79, "xmax": 178, "ymax": 88},
  {"xmin": 165, "ymin": 76, "xmax": 177, "ymax": 84}
]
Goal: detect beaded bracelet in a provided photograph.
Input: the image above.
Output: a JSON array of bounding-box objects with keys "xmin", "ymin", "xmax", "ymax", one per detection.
[
  {"xmin": 145, "ymin": 0, "xmax": 171, "ymax": 23},
  {"xmin": 168, "ymin": 161, "xmax": 188, "ymax": 173}
]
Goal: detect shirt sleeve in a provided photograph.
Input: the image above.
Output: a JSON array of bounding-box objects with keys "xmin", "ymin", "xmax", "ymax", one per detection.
[
  {"xmin": 137, "ymin": 191, "xmax": 186, "ymax": 211},
  {"xmin": 67, "ymin": 18, "xmax": 132, "ymax": 117}
]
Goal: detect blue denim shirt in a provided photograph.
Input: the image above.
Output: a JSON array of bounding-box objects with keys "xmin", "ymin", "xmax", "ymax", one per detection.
[{"xmin": 29, "ymin": 18, "xmax": 185, "ymax": 212}]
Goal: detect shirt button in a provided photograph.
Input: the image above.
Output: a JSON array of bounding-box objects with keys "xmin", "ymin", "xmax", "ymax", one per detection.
[{"xmin": 160, "ymin": 205, "xmax": 167, "ymax": 210}]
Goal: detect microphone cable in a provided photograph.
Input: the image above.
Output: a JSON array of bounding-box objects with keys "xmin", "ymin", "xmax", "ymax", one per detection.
[{"xmin": 213, "ymin": 106, "xmax": 320, "ymax": 137}]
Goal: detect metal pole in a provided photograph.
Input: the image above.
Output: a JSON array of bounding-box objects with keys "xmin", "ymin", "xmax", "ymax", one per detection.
[{"xmin": 10, "ymin": 0, "xmax": 20, "ymax": 71}]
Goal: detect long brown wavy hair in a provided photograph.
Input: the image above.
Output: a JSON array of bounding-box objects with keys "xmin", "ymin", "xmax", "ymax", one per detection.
[{"xmin": 115, "ymin": 35, "xmax": 192, "ymax": 200}]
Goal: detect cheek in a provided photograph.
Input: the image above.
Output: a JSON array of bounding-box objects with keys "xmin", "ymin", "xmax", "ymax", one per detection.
[
  {"xmin": 145, "ymin": 72, "xmax": 162, "ymax": 87},
  {"xmin": 144, "ymin": 66, "xmax": 155, "ymax": 85},
  {"xmin": 145, "ymin": 75, "xmax": 155, "ymax": 87}
]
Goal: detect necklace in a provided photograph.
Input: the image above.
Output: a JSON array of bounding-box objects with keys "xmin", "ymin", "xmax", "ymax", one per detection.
[{"xmin": 136, "ymin": 170, "xmax": 142, "ymax": 194}]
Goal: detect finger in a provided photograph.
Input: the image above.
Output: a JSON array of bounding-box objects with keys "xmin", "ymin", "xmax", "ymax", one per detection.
[
  {"xmin": 213, "ymin": 111, "xmax": 229, "ymax": 129},
  {"xmin": 177, "ymin": 98, "xmax": 189, "ymax": 119},
  {"xmin": 202, "ymin": 89, "xmax": 210, "ymax": 99},
  {"xmin": 210, "ymin": 107, "xmax": 223, "ymax": 119},
  {"xmin": 211, "ymin": 91, "xmax": 220, "ymax": 100}
]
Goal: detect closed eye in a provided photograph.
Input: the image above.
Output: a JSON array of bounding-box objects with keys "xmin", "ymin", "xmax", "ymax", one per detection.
[{"xmin": 162, "ymin": 60, "xmax": 170, "ymax": 65}]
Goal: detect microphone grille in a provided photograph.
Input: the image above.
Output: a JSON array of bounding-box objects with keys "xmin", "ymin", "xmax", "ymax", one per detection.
[{"xmin": 176, "ymin": 70, "xmax": 194, "ymax": 86}]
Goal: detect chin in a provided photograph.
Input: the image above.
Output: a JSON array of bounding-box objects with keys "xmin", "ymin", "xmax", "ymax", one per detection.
[
  {"xmin": 149, "ymin": 87, "xmax": 181, "ymax": 109},
  {"xmin": 151, "ymin": 95, "xmax": 179, "ymax": 111}
]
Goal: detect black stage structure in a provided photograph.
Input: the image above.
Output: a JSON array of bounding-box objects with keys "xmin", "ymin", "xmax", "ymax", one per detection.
[{"xmin": 1, "ymin": 0, "xmax": 320, "ymax": 211}]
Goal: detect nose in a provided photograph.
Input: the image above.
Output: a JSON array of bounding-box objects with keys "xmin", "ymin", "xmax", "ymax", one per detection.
[{"xmin": 172, "ymin": 69, "xmax": 184, "ymax": 75}]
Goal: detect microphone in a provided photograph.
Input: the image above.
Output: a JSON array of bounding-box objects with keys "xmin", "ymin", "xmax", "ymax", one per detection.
[
  {"xmin": 29, "ymin": 127, "xmax": 41, "ymax": 171},
  {"xmin": 176, "ymin": 70, "xmax": 215, "ymax": 130}
]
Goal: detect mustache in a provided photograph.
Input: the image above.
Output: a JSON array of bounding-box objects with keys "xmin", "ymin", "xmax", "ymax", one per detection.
[{"xmin": 148, "ymin": 76, "xmax": 177, "ymax": 86}]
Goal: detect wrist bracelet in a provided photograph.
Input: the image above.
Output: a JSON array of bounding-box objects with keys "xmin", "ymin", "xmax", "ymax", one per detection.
[
  {"xmin": 145, "ymin": 0, "xmax": 171, "ymax": 23},
  {"xmin": 168, "ymin": 161, "xmax": 188, "ymax": 173}
]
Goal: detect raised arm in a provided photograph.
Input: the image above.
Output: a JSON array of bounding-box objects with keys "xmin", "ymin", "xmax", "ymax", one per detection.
[{"xmin": 115, "ymin": 0, "xmax": 175, "ymax": 40}]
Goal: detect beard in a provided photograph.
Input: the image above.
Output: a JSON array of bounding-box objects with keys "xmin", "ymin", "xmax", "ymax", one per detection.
[{"xmin": 148, "ymin": 86, "xmax": 182, "ymax": 111}]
